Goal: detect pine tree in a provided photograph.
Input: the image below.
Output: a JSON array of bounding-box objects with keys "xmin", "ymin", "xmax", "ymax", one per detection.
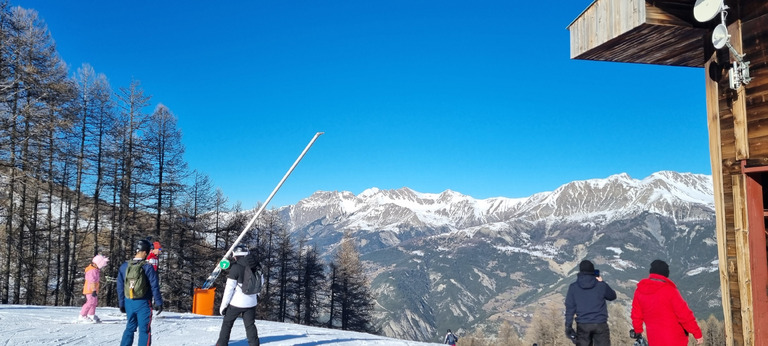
[
  {"xmin": 275, "ymin": 225, "xmax": 295, "ymax": 322},
  {"xmin": 330, "ymin": 230, "xmax": 376, "ymax": 333},
  {"xmin": 700, "ymin": 315, "xmax": 725, "ymax": 345},
  {"xmin": 83, "ymin": 66, "xmax": 115, "ymax": 256},
  {"xmin": 497, "ymin": 320, "xmax": 523, "ymax": 346},
  {"xmin": 525, "ymin": 304, "xmax": 571, "ymax": 346},
  {"xmin": 300, "ymin": 245, "xmax": 326, "ymax": 325},
  {"xmin": 2, "ymin": 5, "xmax": 71, "ymax": 304},
  {"xmin": 212, "ymin": 188, "xmax": 228, "ymax": 249},
  {"xmin": 255, "ymin": 210, "xmax": 285, "ymax": 321},
  {"xmin": 462, "ymin": 328, "xmax": 492, "ymax": 346},
  {"xmin": 607, "ymin": 303, "xmax": 630, "ymax": 345},
  {"xmin": 145, "ymin": 103, "xmax": 186, "ymax": 238},
  {"xmin": 114, "ymin": 78, "xmax": 150, "ymax": 252},
  {"xmin": 165, "ymin": 171, "xmax": 216, "ymax": 310}
]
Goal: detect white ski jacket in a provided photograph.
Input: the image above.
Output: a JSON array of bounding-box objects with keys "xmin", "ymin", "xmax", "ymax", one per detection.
[{"xmin": 219, "ymin": 262, "xmax": 263, "ymax": 314}]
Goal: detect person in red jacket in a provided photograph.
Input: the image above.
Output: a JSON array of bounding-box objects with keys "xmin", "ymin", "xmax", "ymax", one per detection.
[
  {"xmin": 147, "ymin": 241, "xmax": 162, "ymax": 271},
  {"xmin": 630, "ymin": 260, "xmax": 703, "ymax": 345}
]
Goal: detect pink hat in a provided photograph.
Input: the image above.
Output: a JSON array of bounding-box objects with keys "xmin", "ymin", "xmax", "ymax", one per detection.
[{"xmin": 92, "ymin": 254, "xmax": 109, "ymax": 269}]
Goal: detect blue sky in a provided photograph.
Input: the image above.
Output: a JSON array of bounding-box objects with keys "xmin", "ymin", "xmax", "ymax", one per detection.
[{"xmin": 14, "ymin": 1, "xmax": 711, "ymax": 208}]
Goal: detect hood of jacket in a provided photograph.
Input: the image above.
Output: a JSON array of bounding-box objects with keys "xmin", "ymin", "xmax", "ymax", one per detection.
[
  {"xmin": 636, "ymin": 273, "xmax": 676, "ymax": 294},
  {"xmin": 577, "ymin": 272, "xmax": 597, "ymax": 289},
  {"xmin": 243, "ymin": 253, "xmax": 261, "ymax": 271}
]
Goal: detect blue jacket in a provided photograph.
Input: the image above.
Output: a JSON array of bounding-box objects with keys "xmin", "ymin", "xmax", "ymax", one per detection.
[
  {"xmin": 117, "ymin": 259, "xmax": 163, "ymax": 308},
  {"xmin": 564, "ymin": 272, "xmax": 616, "ymax": 327}
]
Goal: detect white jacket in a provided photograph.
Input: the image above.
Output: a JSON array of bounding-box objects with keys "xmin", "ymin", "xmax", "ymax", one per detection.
[
  {"xmin": 219, "ymin": 263, "xmax": 264, "ymax": 314},
  {"xmin": 220, "ymin": 277, "xmax": 261, "ymax": 310}
]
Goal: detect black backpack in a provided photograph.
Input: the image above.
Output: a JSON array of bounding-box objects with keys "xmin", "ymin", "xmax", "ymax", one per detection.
[{"xmin": 240, "ymin": 264, "xmax": 262, "ymax": 295}]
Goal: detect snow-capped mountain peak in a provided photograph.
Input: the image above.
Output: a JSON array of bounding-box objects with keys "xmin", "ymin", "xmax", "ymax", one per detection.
[{"xmin": 281, "ymin": 171, "xmax": 713, "ymax": 232}]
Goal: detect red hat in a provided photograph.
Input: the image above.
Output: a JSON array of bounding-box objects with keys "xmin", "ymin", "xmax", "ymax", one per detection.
[{"xmin": 153, "ymin": 241, "xmax": 162, "ymax": 251}]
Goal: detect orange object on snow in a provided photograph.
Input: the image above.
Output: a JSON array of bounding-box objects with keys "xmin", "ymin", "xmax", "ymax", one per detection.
[{"xmin": 192, "ymin": 287, "xmax": 216, "ymax": 315}]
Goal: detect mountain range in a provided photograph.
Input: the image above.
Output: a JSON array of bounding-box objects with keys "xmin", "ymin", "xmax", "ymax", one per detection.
[{"xmin": 276, "ymin": 171, "xmax": 720, "ymax": 342}]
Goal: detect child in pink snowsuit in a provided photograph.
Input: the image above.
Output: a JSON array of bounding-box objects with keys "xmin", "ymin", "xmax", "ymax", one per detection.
[{"xmin": 79, "ymin": 254, "xmax": 109, "ymax": 323}]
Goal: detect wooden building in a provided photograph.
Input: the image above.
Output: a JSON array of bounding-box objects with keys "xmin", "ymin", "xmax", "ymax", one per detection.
[{"xmin": 568, "ymin": 0, "xmax": 768, "ymax": 345}]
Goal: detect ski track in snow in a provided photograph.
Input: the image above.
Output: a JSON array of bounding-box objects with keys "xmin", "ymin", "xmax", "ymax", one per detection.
[{"xmin": 0, "ymin": 305, "xmax": 442, "ymax": 345}]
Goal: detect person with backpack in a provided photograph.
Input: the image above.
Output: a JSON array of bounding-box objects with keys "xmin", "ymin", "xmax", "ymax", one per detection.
[
  {"xmin": 216, "ymin": 245, "xmax": 263, "ymax": 346},
  {"xmin": 564, "ymin": 260, "xmax": 616, "ymax": 346},
  {"xmin": 444, "ymin": 329, "xmax": 458, "ymax": 345},
  {"xmin": 630, "ymin": 260, "xmax": 703, "ymax": 345},
  {"xmin": 78, "ymin": 254, "xmax": 109, "ymax": 323},
  {"xmin": 117, "ymin": 239, "xmax": 163, "ymax": 346}
]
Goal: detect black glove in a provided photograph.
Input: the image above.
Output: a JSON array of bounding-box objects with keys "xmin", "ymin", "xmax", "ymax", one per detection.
[
  {"xmin": 221, "ymin": 307, "xmax": 228, "ymax": 316},
  {"xmin": 120, "ymin": 306, "xmax": 126, "ymax": 314},
  {"xmin": 629, "ymin": 329, "xmax": 641, "ymax": 339},
  {"xmin": 153, "ymin": 303, "xmax": 163, "ymax": 315},
  {"xmin": 92, "ymin": 292, "xmax": 97, "ymax": 298},
  {"xmin": 566, "ymin": 327, "xmax": 577, "ymax": 341}
]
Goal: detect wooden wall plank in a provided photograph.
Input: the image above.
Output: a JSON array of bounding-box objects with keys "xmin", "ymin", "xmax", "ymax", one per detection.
[
  {"xmin": 732, "ymin": 174, "xmax": 754, "ymax": 345},
  {"xmin": 707, "ymin": 56, "xmax": 736, "ymax": 345},
  {"xmin": 744, "ymin": 13, "xmax": 768, "ymax": 165},
  {"xmin": 729, "ymin": 20, "xmax": 750, "ymax": 160}
]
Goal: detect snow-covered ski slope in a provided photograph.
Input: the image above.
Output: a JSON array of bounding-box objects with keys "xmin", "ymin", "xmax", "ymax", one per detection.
[{"xmin": 0, "ymin": 305, "xmax": 441, "ymax": 345}]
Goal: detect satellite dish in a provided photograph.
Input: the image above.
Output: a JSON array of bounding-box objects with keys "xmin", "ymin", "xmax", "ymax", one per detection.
[
  {"xmin": 712, "ymin": 23, "xmax": 729, "ymax": 49},
  {"xmin": 694, "ymin": 0, "xmax": 724, "ymax": 22}
]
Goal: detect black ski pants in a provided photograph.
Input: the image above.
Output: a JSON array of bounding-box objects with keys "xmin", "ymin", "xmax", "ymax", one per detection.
[
  {"xmin": 216, "ymin": 305, "xmax": 259, "ymax": 346},
  {"xmin": 575, "ymin": 322, "xmax": 610, "ymax": 346}
]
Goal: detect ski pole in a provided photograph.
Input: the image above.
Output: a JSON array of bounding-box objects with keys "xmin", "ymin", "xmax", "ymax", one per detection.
[{"xmin": 201, "ymin": 131, "xmax": 323, "ymax": 289}]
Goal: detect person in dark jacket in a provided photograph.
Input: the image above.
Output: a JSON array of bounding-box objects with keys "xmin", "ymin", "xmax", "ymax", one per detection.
[
  {"xmin": 216, "ymin": 245, "xmax": 263, "ymax": 346},
  {"xmin": 631, "ymin": 260, "xmax": 703, "ymax": 345},
  {"xmin": 444, "ymin": 329, "xmax": 458, "ymax": 345},
  {"xmin": 117, "ymin": 239, "xmax": 163, "ymax": 346},
  {"xmin": 564, "ymin": 260, "xmax": 616, "ymax": 346}
]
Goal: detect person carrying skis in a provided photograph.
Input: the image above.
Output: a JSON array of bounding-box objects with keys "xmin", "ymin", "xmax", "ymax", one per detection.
[
  {"xmin": 79, "ymin": 254, "xmax": 109, "ymax": 323},
  {"xmin": 216, "ymin": 245, "xmax": 263, "ymax": 346},
  {"xmin": 564, "ymin": 260, "xmax": 616, "ymax": 346},
  {"xmin": 631, "ymin": 260, "xmax": 703, "ymax": 345},
  {"xmin": 117, "ymin": 239, "xmax": 163, "ymax": 346},
  {"xmin": 147, "ymin": 241, "xmax": 162, "ymax": 271},
  {"xmin": 444, "ymin": 329, "xmax": 458, "ymax": 345}
]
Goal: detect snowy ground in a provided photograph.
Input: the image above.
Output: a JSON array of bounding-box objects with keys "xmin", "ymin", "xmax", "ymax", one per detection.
[{"xmin": 0, "ymin": 305, "xmax": 442, "ymax": 345}]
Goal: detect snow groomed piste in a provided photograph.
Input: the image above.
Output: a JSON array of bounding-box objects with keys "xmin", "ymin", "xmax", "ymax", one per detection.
[{"xmin": 192, "ymin": 132, "xmax": 323, "ymax": 315}]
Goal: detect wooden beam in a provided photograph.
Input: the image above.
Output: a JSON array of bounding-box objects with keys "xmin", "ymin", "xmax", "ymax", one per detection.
[
  {"xmin": 568, "ymin": 0, "xmax": 707, "ymax": 67},
  {"xmin": 730, "ymin": 20, "xmax": 749, "ymax": 160},
  {"xmin": 741, "ymin": 2, "xmax": 768, "ymax": 22},
  {"xmin": 569, "ymin": 0, "xmax": 645, "ymax": 59},
  {"xmin": 645, "ymin": 4, "xmax": 693, "ymax": 27},
  {"xmin": 732, "ymin": 174, "xmax": 754, "ymax": 345},
  {"xmin": 706, "ymin": 56, "xmax": 736, "ymax": 345}
]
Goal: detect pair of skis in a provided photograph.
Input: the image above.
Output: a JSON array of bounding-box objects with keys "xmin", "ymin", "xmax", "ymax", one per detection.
[{"xmin": 201, "ymin": 132, "xmax": 323, "ymax": 289}]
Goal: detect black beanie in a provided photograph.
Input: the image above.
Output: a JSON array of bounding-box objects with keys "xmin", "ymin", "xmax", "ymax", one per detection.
[
  {"xmin": 650, "ymin": 260, "xmax": 670, "ymax": 277},
  {"xmin": 579, "ymin": 260, "xmax": 595, "ymax": 273}
]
